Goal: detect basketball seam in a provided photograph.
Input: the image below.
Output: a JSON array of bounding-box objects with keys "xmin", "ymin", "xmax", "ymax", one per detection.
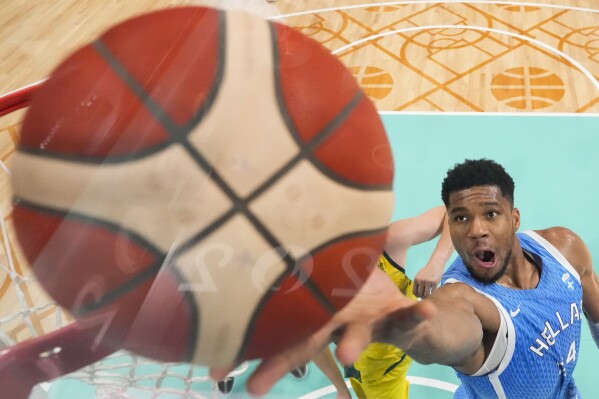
[
  {"xmin": 92, "ymin": 16, "xmax": 300, "ymax": 281},
  {"xmin": 166, "ymin": 265, "xmax": 200, "ymax": 363},
  {"xmin": 302, "ymin": 226, "xmax": 388, "ymax": 258},
  {"xmin": 296, "ymin": 227, "xmax": 388, "ymax": 316},
  {"xmin": 235, "ymin": 267, "xmax": 289, "ymax": 363},
  {"xmin": 94, "ymin": 16, "xmax": 332, "ymax": 364},
  {"xmin": 15, "ymin": 198, "xmax": 200, "ymax": 361},
  {"xmin": 268, "ymin": 22, "xmax": 391, "ymax": 192},
  {"xmin": 299, "ymin": 227, "xmax": 387, "ymax": 313},
  {"xmin": 14, "ymin": 199, "xmax": 166, "ymax": 311},
  {"xmin": 15, "ymin": 11, "xmax": 393, "ymax": 367},
  {"xmin": 17, "ymin": 142, "xmax": 173, "ymax": 164}
]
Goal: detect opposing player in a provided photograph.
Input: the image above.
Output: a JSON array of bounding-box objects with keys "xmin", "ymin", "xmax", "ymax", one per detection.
[
  {"xmin": 311, "ymin": 205, "xmax": 453, "ymax": 398},
  {"xmin": 230, "ymin": 158, "xmax": 599, "ymax": 398},
  {"xmin": 342, "ymin": 205, "xmax": 452, "ymax": 398}
]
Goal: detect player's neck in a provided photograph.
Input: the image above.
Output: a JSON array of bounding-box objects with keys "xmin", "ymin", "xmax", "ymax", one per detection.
[{"xmin": 498, "ymin": 243, "xmax": 541, "ymax": 290}]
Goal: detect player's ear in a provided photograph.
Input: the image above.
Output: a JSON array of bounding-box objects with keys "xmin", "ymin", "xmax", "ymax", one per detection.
[{"xmin": 512, "ymin": 208, "xmax": 520, "ymax": 231}]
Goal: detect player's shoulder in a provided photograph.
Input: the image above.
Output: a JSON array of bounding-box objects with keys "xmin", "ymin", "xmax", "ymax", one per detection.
[
  {"xmin": 532, "ymin": 227, "xmax": 591, "ymax": 275},
  {"xmin": 532, "ymin": 226, "xmax": 583, "ymax": 252},
  {"xmin": 533, "ymin": 226, "xmax": 577, "ymax": 241}
]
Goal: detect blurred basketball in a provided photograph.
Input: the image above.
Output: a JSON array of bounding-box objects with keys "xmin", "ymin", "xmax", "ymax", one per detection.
[
  {"xmin": 491, "ymin": 66, "xmax": 565, "ymax": 110},
  {"xmin": 10, "ymin": 7, "xmax": 394, "ymax": 367}
]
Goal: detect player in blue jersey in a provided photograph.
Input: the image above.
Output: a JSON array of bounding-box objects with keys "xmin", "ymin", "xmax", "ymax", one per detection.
[
  {"xmin": 212, "ymin": 159, "xmax": 599, "ymax": 398},
  {"xmin": 433, "ymin": 159, "xmax": 598, "ymax": 398}
]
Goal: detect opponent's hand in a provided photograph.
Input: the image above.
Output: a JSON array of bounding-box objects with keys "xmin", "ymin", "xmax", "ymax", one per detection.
[
  {"xmin": 413, "ymin": 261, "xmax": 444, "ymax": 298},
  {"xmin": 211, "ymin": 267, "xmax": 429, "ymax": 396}
]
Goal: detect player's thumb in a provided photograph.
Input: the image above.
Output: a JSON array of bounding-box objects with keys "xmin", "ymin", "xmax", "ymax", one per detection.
[{"xmin": 372, "ymin": 300, "xmax": 436, "ymax": 344}]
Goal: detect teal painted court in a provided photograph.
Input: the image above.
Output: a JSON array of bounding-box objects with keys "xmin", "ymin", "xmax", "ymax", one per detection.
[{"xmin": 49, "ymin": 113, "xmax": 599, "ymax": 398}]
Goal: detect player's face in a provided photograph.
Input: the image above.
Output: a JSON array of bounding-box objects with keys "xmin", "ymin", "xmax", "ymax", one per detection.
[{"xmin": 447, "ymin": 185, "xmax": 520, "ymax": 284}]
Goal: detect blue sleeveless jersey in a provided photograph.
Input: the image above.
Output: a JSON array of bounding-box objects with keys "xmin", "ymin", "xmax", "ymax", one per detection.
[{"xmin": 442, "ymin": 231, "xmax": 583, "ymax": 399}]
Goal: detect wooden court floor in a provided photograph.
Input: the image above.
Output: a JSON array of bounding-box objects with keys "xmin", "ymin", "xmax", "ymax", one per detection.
[
  {"xmin": 0, "ymin": 0, "xmax": 598, "ymax": 395},
  {"xmin": 2, "ymin": 0, "xmax": 599, "ymax": 350},
  {"xmin": 3, "ymin": 0, "xmax": 599, "ymax": 113}
]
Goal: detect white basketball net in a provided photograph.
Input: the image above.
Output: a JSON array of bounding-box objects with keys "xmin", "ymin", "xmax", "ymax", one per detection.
[
  {"xmin": 0, "ymin": 89, "xmax": 248, "ymax": 399},
  {"xmin": 0, "ymin": 218, "xmax": 249, "ymax": 398}
]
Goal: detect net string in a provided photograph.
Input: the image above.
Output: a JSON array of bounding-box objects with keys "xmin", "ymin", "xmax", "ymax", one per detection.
[{"xmin": 0, "ymin": 83, "xmax": 249, "ymax": 397}]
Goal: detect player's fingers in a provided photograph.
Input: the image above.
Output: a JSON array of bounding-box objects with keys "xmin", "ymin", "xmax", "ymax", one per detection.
[
  {"xmin": 421, "ymin": 282, "xmax": 432, "ymax": 298},
  {"xmin": 412, "ymin": 280, "xmax": 420, "ymax": 298},
  {"xmin": 334, "ymin": 322, "xmax": 373, "ymax": 365},
  {"xmin": 246, "ymin": 328, "xmax": 331, "ymax": 396},
  {"xmin": 413, "ymin": 281, "xmax": 423, "ymax": 298},
  {"xmin": 246, "ymin": 356, "xmax": 295, "ymax": 396},
  {"xmin": 209, "ymin": 365, "xmax": 237, "ymax": 381}
]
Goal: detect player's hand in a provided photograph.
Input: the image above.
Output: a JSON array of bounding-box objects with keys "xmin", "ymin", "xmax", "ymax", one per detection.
[
  {"xmin": 211, "ymin": 268, "xmax": 429, "ymax": 396},
  {"xmin": 412, "ymin": 262, "xmax": 444, "ymax": 298}
]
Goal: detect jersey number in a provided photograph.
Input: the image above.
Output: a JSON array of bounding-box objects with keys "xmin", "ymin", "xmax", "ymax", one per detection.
[{"xmin": 566, "ymin": 341, "xmax": 577, "ymax": 364}]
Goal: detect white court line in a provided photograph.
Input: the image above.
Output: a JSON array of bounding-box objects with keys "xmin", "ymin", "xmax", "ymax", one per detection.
[
  {"xmin": 10, "ymin": 1, "xmax": 596, "ymax": 396},
  {"xmin": 330, "ymin": 24, "xmax": 599, "ymax": 95},
  {"xmin": 298, "ymin": 376, "xmax": 458, "ymax": 399},
  {"xmin": 378, "ymin": 110, "xmax": 599, "ymax": 116},
  {"xmin": 4, "ymin": 3, "xmax": 599, "ymax": 117},
  {"xmin": 407, "ymin": 375, "xmax": 458, "ymax": 392},
  {"xmin": 268, "ymin": 2, "xmax": 599, "ymax": 115},
  {"xmin": 268, "ymin": 1, "xmax": 599, "ymax": 20}
]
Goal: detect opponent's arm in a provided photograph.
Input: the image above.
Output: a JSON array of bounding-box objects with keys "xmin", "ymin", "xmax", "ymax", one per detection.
[
  {"xmin": 413, "ymin": 212, "xmax": 455, "ymax": 297},
  {"xmin": 383, "ymin": 206, "xmax": 455, "ymax": 297},
  {"xmin": 312, "ymin": 346, "xmax": 351, "ymax": 399},
  {"xmin": 384, "ymin": 206, "xmax": 446, "ymax": 266}
]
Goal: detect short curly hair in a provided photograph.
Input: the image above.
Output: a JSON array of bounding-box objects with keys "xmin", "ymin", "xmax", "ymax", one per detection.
[{"xmin": 441, "ymin": 159, "xmax": 515, "ymax": 206}]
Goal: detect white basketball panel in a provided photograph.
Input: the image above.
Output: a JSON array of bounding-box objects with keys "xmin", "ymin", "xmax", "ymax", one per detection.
[
  {"xmin": 250, "ymin": 159, "xmax": 394, "ymax": 259},
  {"xmin": 188, "ymin": 10, "xmax": 299, "ymax": 198},
  {"xmin": 175, "ymin": 214, "xmax": 287, "ymax": 366},
  {"xmin": 11, "ymin": 145, "xmax": 232, "ymax": 252}
]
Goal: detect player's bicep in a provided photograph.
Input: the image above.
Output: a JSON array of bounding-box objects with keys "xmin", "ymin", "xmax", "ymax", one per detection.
[{"xmin": 582, "ymin": 269, "xmax": 599, "ymax": 322}]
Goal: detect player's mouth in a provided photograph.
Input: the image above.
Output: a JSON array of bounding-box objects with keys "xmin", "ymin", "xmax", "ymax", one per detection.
[{"xmin": 473, "ymin": 250, "xmax": 496, "ymax": 269}]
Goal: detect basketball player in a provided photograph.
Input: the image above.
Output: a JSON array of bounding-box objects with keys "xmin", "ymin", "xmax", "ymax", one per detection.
[
  {"xmin": 220, "ymin": 205, "xmax": 453, "ymax": 398},
  {"xmin": 316, "ymin": 205, "xmax": 453, "ymax": 399},
  {"xmin": 224, "ymin": 158, "xmax": 599, "ymax": 398}
]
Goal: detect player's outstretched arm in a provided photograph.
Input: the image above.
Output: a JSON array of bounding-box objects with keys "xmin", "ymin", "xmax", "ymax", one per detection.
[
  {"xmin": 413, "ymin": 211, "xmax": 454, "ymax": 297},
  {"xmin": 225, "ymin": 268, "xmax": 496, "ymax": 396},
  {"xmin": 209, "ymin": 267, "xmax": 412, "ymax": 396},
  {"xmin": 373, "ymin": 282, "xmax": 497, "ymax": 374}
]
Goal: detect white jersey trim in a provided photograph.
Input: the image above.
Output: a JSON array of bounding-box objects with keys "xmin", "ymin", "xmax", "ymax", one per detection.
[
  {"xmin": 522, "ymin": 230, "xmax": 581, "ymax": 283},
  {"xmin": 444, "ymin": 278, "xmax": 516, "ymax": 398},
  {"xmin": 489, "ymin": 373, "xmax": 507, "ymax": 399},
  {"xmin": 471, "ymin": 306, "xmax": 508, "ymax": 377}
]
